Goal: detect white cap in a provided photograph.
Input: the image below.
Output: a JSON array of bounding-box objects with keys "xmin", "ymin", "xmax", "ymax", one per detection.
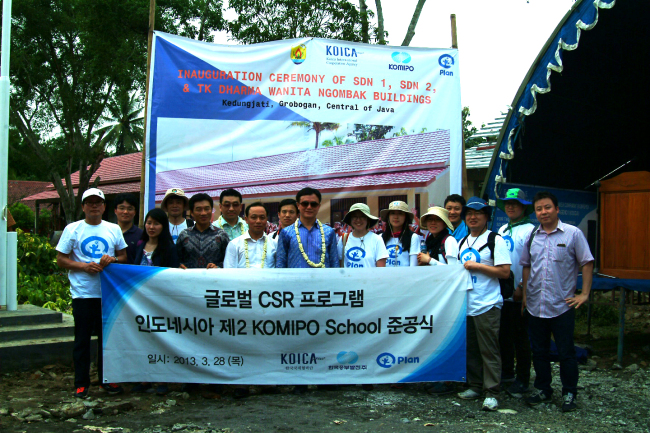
[{"xmin": 82, "ymin": 188, "xmax": 105, "ymax": 202}]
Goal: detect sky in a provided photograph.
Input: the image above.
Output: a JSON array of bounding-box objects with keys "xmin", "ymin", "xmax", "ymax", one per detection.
[{"xmin": 214, "ymin": 0, "xmax": 576, "ymax": 129}]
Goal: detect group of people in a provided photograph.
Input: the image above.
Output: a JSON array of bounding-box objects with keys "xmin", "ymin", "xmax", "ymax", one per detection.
[{"xmin": 55, "ymin": 185, "xmax": 593, "ymax": 414}]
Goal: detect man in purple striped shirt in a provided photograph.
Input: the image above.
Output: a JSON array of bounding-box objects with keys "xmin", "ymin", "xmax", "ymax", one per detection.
[{"xmin": 520, "ymin": 191, "xmax": 594, "ymax": 413}]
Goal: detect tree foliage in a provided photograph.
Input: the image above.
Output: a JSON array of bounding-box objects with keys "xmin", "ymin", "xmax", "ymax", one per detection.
[
  {"xmin": 348, "ymin": 124, "xmax": 394, "ymax": 142},
  {"xmin": 96, "ymin": 89, "xmax": 145, "ymax": 156},
  {"xmin": 462, "ymin": 106, "xmax": 485, "ymax": 149},
  {"xmin": 288, "ymin": 121, "xmax": 340, "ymax": 149},
  {"xmin": 228, "ymin": 0, "xmax": 380, "ymax": 44}
]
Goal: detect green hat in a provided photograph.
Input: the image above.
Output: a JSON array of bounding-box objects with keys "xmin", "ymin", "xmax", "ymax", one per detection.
[{"xmin": 496, "ymin": 188, "xmax": 534, "ymax": 215}]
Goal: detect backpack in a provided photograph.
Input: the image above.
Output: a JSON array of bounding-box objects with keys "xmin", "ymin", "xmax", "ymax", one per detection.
[
  {"xmin": 459, "ymin": 231, "xmax": 515, "ymax": 299},
  {"xmin": 427, "ymin": 232, "xmax": 449, "ymax": 264}
]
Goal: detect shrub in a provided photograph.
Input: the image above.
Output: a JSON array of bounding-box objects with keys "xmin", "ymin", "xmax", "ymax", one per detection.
[
  {"xmin": 9, "ymin": 202, "xmax": 34, "ymax": 233},
  {"xmin": 16, "ymin": 229, "xmax": 71, "ymax": 313}
]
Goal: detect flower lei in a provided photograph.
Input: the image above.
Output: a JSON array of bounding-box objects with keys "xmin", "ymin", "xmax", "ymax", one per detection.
[
  {"xmin": 244, "ymin": 236, "xmax": 268, "ymax": 268},
  {"xmin": 295, "ymin": 219, "xmax": 326, "ymax": 268}
]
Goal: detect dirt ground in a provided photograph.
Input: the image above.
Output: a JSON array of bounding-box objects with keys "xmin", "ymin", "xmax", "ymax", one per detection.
[{"xmin": 3, "ymin": 307, "xmax": 650, "ymax": 433}]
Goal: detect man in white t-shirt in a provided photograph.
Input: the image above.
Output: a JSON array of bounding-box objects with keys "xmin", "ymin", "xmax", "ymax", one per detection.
[
  {"xmin": 161, "ymin": 188, "xmax": 194, "ymax": 243},
  {"xmin": 496, "ymin": 188, "xmax": 535, "ymax": 397},
  {"xmin": 56, "ymin": 188, "xmax": 128, "ymax": 399},
  {"xmin": 457, "ymin": 196, "xmax": 511, "ymax": 411}
]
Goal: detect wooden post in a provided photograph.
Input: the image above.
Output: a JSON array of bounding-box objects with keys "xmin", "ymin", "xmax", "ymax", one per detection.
[
  {"xmin": 451, "ymin": 14, "xmax": 469, "ymax": 198},
  {"xmin": 139, "ymin": 0, "xmax": 156, "ymax": 228}
]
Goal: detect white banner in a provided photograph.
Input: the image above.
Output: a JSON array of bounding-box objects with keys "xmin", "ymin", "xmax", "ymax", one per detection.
[
  {"xmin": 101, "ymin": 265, "xmax": 471, "ymax": 385},
  {"xmin": 145, "ymin": 32, "xmax": 462, "ymax": 210}
]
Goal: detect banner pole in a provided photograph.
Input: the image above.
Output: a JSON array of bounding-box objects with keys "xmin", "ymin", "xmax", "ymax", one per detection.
[
  {"xmin": 450, "ymin": 14, "xmax": 469, "ymax": 198},
  {"xmin": 139, "ymin": 0, "xmax": 156, "ymax": 227}
]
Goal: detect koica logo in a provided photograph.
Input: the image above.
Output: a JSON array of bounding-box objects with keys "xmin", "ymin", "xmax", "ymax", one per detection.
[
  {"xmin": 326, "ymin": 45, "xmax": 358, "ymax": 57},
  {"xmin": 281, "ymin": 353, "xmax": 324, "ymax": 365}
]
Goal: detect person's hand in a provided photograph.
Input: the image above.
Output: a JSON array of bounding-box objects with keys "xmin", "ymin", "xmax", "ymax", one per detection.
[
  {"xmin": 565, "ymin": 293, "xmax": 589, "ymax": 309},
  {"xmin": 417, "ymin": 252, "xmax": 431, "ymax": 265},
  {"xmin": 179, "ymin": 264, "xmax": 188, "ymax": 270},
  {"xmin": 513, "ymin": 284, "xmax": 524, "ymax": 302},
  {"xmin": 99, "ymin": 254, "xmax": 116, "ymax": 267},
  {"xmin": 83, "ymin": 262, "xmax": 104, "ymax": 274},
  {"xmin": 206, "ymin": 263, "xmax": 219, "ymax": 269},
  {"xmin": 463, "ymin": 260, "xmax": 479, "ymax": 271}
]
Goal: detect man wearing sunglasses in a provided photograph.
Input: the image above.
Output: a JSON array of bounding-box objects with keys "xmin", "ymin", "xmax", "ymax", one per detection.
[{"xmin": 276, "ymin": 187, "xmax": 338, "ymax": 269}]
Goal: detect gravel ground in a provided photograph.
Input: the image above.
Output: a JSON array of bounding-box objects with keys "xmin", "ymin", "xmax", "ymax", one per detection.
[{"xmin": 2, "ymin": 351, "xmax": 650, "ymax": 433}]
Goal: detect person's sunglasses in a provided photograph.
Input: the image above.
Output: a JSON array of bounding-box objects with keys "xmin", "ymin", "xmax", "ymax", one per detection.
[{"xmin": 300, "ymin": 201, "xmax": 320, "ymax": 208}]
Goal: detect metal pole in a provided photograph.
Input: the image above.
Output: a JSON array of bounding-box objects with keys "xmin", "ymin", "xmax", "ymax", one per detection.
[
  {"xmin": 617, "ymin": 287, "xmax": 626, "ymax": 365},
  {"xmin": 450, "ymin": 14, "xmax": 468, "ymax": 197},
  {"xmin": 139, "ymin": 0, "xmax": 156, "ymax": 228},
  {"xmin": 6, "ymin": 231, "xmax": 17, "ymax": 310},
  {"xmin": 0, "ymin": 0, "xmax": 14, "ymax": 309}
]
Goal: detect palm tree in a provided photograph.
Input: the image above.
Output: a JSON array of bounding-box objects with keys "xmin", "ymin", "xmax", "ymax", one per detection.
[
  {"xmin": 288, "ymin": 121, "xmax": 340, "ymax": 149},
  {"xmin": 322, "ymin": 135, "xmax": 355, "ymax": 147},
  {"xmin": 96, "ymin": 90, "xmax": 145, "ymax": 156}
]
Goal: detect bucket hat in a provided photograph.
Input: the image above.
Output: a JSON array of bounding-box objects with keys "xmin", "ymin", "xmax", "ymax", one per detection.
[
  {"xmin": 342, "ymin": 203, "xmax": 380, "ymax": 228},
  {"xmin": 379, "ymin": 200, "xmax": 415, "ymax": 224},
  {"xmin": 420, "ymin": 206, "xmax": 454, "ymax": 231},
  {"xmin": 465, "ymin": 196, "xmax": 492, "ymax": 220},
  {"xmin": 496, "ymin": 188, "xmax": 534, "ymax": 215},
  {"xmin": 161, "ymin": 188, "xmax": 189, "ymax": 211},
  {"xmin": 82, "ymin": 188, "xmax": 105, "ymax": 203}
]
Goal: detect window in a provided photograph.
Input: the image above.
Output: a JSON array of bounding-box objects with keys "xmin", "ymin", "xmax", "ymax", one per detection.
[{"xmin": 330, "ymin": 197, "xmax": 367, "ymax": 224}]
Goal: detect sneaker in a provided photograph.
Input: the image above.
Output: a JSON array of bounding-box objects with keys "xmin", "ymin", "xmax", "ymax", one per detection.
[
  {"xmin": 131, "ymin": 383, "xmax": 152, "ymax": 393},
  {"xmin": 457, "ymin": 389, "xmax": 481, "ymax": 400},
  {"xmin": 75, "ymin": 386, "xmax": 89, "ymax": 399},
  {"xmin": 526, "ymin": 389, "xmax": 551, "ymax": 406},
  {"xmin": 156, "ymin": 385, "xmax": 169, "ymax": 396},
  {"xmin": 561, "ymin": 392, "xmax": 577, "ymax": 412},
  {"xmin": 427, "ymin": 382, "xmax": 455, "ymax": 395},
  {"xmin": 507, "ymin": 379, "xmax": 529, "ymax": 398},
  {"xmin": 100, "ymin": 383, "xmax": 124, "ymax": 395},
  {"xmin": 482, "ymin": 397, "xmax": 499, "ymax": 411}
]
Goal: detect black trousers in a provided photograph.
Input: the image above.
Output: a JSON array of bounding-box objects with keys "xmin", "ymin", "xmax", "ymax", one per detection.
[
  {"xmin": 72, "ymin": 298, "xmax": 103, "ymax": 389},
  {"xmin": 499, "ymin": 301, "xmax": 531, "ymax": 384}
]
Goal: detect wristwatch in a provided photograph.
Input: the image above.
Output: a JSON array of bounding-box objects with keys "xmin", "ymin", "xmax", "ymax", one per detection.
[{"xmin": 113, "ymin": 256, "xmax": 119, "ymax": 263}]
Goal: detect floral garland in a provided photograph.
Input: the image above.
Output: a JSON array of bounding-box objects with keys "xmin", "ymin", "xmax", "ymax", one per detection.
[
  {"xmin": 295, "ymin": 219, "xmax": 326, "ymax": 268},
  {"xmin": 244, "ymin": 236, "xmax": 268, "ymax": 268}
]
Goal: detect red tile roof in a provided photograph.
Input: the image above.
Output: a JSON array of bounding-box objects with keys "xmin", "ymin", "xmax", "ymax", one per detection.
[
  {"xmin": 9, "ymin": 180, "xmax": 50, "ymax": 203},
  {"xmin": 66, "ymin": 153, "xmax": 142, "ymax": 186},
  {"xmin": 23, "ymin": 182, "xmax": 141, "ymax": 202},
  {"xmin": 155, "ymin": 168, "xmax": 446, "ymax": 201},
  {"xmin": 156, "ymin": 130, "xmax": 450, "ymax": 192}
]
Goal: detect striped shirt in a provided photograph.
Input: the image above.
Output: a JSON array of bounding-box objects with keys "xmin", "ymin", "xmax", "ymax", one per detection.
[
  {"xmin": 519, "ymin": 220, "xmax": 594, "ymax": 318},
  {"xmin": 276, "ymin": 220, "xmax": 339, "ymax": 268}
]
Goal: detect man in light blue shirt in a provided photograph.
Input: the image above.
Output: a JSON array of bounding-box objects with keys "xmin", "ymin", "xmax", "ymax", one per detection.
[
  {"xmin": 276, "ymin": 187, "xmax": 339, "ymax": 269},
  {"xmin": 213, "ymin": 188, "xmax": 248, "ymax": 240},
  {"xmin": 445, "ymin": 194, "xmax": 468, "ymax": 242}
]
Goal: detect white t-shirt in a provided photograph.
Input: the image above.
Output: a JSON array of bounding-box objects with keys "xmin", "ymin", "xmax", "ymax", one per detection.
[
  {"xmin": 223, "ymin": 232, "xmax": 277, "ymax": 269},
  {"xmin": 338, "ymin": 232, "xmax": 389, "ymax": 268},
  {"xmin": 170, "ymin": 220, "xmax": 188, "ymax": 244},
  {"xmin": 385, "ymin": 235, "xmax": 420, "ymax": 267},
  {"xmin": 498, "ymin": 222, "xmax": 535, "ymax": 288},
  {"xmin": 458, "ymin": 230, "xmax": 511, "ymax": 316},
  {"xmin": 56, "ymin": 220, "xmax": 128, "ymax": 299},
  {"xmin": 427, "ymin": 235, "xmax": 459, "ymax": 265}
]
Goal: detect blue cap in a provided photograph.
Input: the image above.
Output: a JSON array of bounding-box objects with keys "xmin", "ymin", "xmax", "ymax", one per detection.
[{"xmin": 465, "ymin": 196, "xmax": 490, "ymax": 211}]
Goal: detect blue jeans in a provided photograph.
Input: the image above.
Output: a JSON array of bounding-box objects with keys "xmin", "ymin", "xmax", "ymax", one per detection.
[{"xmin": 527, "ymin": 308, "xmax": 578, "ymax": 396}]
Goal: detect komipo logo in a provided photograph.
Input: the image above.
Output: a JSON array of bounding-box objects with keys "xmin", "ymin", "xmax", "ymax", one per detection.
[
  {"xmin": 346, "ymin": 247, "xmax": 366, "ymax": 267},
  {"xmin": 389, "ymin": 51, "xmax": 414, "ymax": 72},
  {"xmin": 337, "ymin": 351, "xmax": 359, "ymax": 365},
  {"xmin": 291, "ymin": 44, "xmax": 307, "ymax": 65},
  {"xmin": 81, "ymin": 236, "xmax": 109, "ymax": 259},
  {"xmin": 376, "ymin": 352, "xmax": 420, "ymax": 368},
  {"xmin": 326, "ymin": 45, "xmax": 358, "ymax": 57}
]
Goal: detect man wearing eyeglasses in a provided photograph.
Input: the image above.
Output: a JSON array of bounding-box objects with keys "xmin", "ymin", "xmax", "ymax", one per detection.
[
  {"xmin": 213, "ymin": 188, "xmax": 248, "ymax": 240},
  {"xmin": 276, "ymin": 187, "xmax": 339, "ymax": 269},
  {"xmin": 56, "ymin": 188, "xmax": 128, "ymax": 399}
]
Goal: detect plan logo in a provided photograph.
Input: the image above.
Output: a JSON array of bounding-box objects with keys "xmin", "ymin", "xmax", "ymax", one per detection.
[
  {"xmin": 502, "ymin": 235, "xmax": 514, "ymax": 252},
  {"xmin": 290, "ymin": 44, "xmax": 307, "ymax": 65},
  {"xmin": 459, "ymin": 248, "xmax": 481, "ymax": 264},
  {"xmin": 391, "ymin": 52, "xmax": 412, "ymax": 64},
  {"xmin": 439, "ymin": 54, "xmax": 454, "ymax": 68},
  {"xmin": 388, "ymin": 245, "xmax": 403, "ymax": 259},
  {"xmin": 337, "ymin": 351, "xmax": 359, "ymax": 365},
  {"xmin": 376, "ymin": 352, "xmax": 420, "ymax": 368},
  {"xmin": 346, "ymin": 247, "xmax": 366, "ymax": 263},
  {"xmin": 81, "ymin": 236, "xmax": 109, "ymax": 259}
]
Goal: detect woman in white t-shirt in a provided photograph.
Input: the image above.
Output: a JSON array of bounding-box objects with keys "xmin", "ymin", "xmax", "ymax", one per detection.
[
  {"xmin": 417, "ymin": 206, "xmax": 458, "ymax": 265},
  {"xmin": 338, "ymin": 203, "xmax": 388, "ymax": 268},
  {"xmin": 379, "ymin": 201, "xmax": 419, "ymax": 267}
]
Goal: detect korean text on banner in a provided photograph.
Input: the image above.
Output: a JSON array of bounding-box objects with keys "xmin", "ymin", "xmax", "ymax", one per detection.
[{"xmin": 101, "ymin": 266, "xmax": 471, "ymax": 385}]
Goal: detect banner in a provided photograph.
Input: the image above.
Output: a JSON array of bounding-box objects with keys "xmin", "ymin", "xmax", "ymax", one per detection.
[
  {"xmin": 101, "ymin": 265, "xmax": 471, "ymax": 385},
  {"xmin": 145, "ymin": 32, "xmax": 462, "ymax": 210}
]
